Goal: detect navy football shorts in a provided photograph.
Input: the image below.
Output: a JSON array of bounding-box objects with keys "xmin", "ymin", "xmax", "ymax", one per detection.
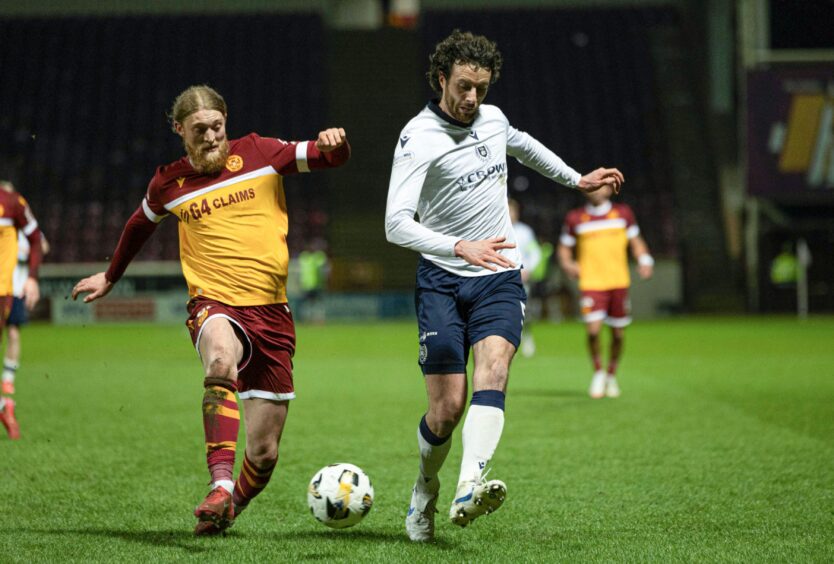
[
  {"xmin": 414, "ymin": 258, "xmax": 527, "ymax": 375},
  {"xmin": 6, "ymin": 297, "xmax": 27, "ymax": 327}
]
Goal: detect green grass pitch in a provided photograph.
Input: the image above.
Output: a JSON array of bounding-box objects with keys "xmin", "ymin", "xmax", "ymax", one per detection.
[{"xmin": 1, "ymin": 317, "xmax": 833, "ymax": 562}]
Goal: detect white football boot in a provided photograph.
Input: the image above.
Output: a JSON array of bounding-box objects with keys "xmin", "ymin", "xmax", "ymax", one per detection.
[
  {"xmin": 448, "ymin": 477, "xmax": 507, "ymax": 527},
  {"xmin": 589, "ymin": 370, "xmax": 607, "ymax": 399},
  {"xmin": 406, "ymin": 480, "xmax": 439, "ymax": 542},
  {"xmin": 605, "ymin": 375, "xmax": 621, "ymax": 398}
]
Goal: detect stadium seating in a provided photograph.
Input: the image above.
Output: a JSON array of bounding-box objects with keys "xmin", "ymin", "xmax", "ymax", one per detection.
[
  {"xmin": 0, "ymin": 13, "xmax": 325, "ymax": 262},
  {"xmin": 1, "ymin": 8, "xmax": 680, "ymax": 265}
]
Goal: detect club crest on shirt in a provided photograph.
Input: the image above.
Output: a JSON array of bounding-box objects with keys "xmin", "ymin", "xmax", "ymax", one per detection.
[
  {"xmin": 475, "ymin": 144, "xmax": 491, "ymax": 162},
  {"xmin": 225, "ymin": 155, "xmax": 244, "ymax": 172}
]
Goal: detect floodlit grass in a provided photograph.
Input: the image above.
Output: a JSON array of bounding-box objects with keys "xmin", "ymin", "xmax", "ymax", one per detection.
[{"xmin": 2, "ymin": 317, "xmax": 833, "ymax": 562}]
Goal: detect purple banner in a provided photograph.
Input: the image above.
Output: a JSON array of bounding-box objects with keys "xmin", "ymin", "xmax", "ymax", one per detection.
[{"xmin": 747, "ymin": 66, "xmax": 834, "ymax": 200}]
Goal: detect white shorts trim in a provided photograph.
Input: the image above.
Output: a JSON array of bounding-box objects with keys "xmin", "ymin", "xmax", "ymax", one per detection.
[
  {"xmin": 583, "ymin": 310, "xmax": 607, "ymax": 323},
  {"xmin": 605, "ymin": 316, "xmax": 632, "ymax": 328},
  {"xmin": 194, "ymin": 313, "xmax": 253, "ymax": 372},
  {"xmin": 238, "ymin": 390, "xmax": 296, "ymax": 401}
]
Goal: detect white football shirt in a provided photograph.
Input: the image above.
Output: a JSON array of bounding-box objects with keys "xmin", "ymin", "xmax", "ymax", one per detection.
[
  {"xmin": 385, "ymin": 101, "xmax": 580, "ymax": 277},
  {"xmin": 513, "ymin": 220, "xmax": 541, "ymax": 276}
]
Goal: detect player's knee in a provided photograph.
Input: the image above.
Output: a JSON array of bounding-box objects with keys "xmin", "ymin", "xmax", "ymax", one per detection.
[
  {"xmin": 476, "ymin": 358, "xmax": 509, "ymax": 390},
  {"xmin": 429, "ymin": 398, "xmax": 465, "ymax": 435},
  {"xmin": 205, "ymin": 355, "xmax": 238, "ymax": 382},
  {"xmin": 247, "ymin": 442, "xmax": 279, "ymax": 469}
]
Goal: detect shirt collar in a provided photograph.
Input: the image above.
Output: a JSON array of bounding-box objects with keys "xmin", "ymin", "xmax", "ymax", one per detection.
[
  {"xmin": 585, "ymin": 200, "xmax": 612, "ymax": 216},
  {"xmin": 427, "ymin": 99, "xmax": 476, "ymax": 128}
]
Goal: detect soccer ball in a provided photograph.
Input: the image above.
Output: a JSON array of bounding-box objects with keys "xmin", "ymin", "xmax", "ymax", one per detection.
[{"xmin": 307, "ymin": 463, "xmax": 374, "ymax": 529}]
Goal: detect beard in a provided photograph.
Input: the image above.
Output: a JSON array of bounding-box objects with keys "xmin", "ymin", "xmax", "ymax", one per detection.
[{"xmin": 187, "ymin": 138, "xmax": 230, "ymax": 174}]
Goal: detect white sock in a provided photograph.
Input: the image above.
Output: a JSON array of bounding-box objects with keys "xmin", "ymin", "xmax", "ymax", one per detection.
[
  {"xmin": 2, "ymin": 357, "xmax": 17, "ymax": 383},
  {"xmin": 416, "ymin": 417, "xmax": 451, "ymax": 493},
  {"xmin": 213, "ymin": 480, "xmax": 234, "ymax": 494},
  {"xmin": 458, "ymin": 404, "xmax": 505, "ymax": 485}
]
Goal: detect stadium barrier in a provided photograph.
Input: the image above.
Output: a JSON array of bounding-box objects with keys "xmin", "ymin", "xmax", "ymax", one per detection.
[
  {"xmin": 40, "ymin": 259, "xmax": 682, "ymax": 324},
  {"xmin": 40, "ymin": 261, "xmax": 414, "ymax": 324}
]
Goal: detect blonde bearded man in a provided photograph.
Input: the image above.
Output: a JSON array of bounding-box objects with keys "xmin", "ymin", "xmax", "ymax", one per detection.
[{"xmin": 73, "ymin": 85, "xmax": 350, "ymax": 535}]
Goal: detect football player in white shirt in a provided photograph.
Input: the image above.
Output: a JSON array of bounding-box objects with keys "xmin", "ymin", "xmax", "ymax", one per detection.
[
  {"xmin": 386, "ymin": 30, "xmax": 624, "ymax": 542},
  {"xmin": 508, "ymin": 199, "xmax": 541, "ymax": 358}
]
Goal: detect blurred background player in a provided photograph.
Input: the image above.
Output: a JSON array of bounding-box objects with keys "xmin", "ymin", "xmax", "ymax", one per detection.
[
  {"xmin": 71, "ymin": 85, "xmax": 351, "ymax": 534},
  {"xmin": 297, "ymin": 239, "xmax": 329, "ymax": 324},
  {"xmin": 508, "ymin": 199, "xmax": 541, "ymax": 357},
  {"xmin": 0, "ymin": 180, "xmax": 43, "ymax": 440},
  {"xmin": 386, "ymin": 30, "xmax": 624, "ymax": 542},
  {"xmin": 2, "ymin": 230, "xmax": 50, "ymax": 395},
  {"xmin": 557, "ymin": 184, "xmax": 653, "ymax": 399}
]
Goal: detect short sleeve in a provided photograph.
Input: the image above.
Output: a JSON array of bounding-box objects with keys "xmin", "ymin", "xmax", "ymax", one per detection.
[
  {"xmin": 559, "ymin": 212, "xmax": 578, "ymax": 246},
  {"xmin": 621, "ymin": 205, "xmax": 640, "ymax": 239},
  {"xmin": 14, "ymin": 196, "xmax": 38, "ymax": 236}
]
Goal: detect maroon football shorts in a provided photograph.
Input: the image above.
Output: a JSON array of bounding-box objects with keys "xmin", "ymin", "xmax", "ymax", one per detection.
[
  {"xmin": 579, "ymin": 288, "xmax": 632, "ymax": 327},
  {"xmin": 186, "ymin": 297, "xmax": 296, "ymax": 401}
]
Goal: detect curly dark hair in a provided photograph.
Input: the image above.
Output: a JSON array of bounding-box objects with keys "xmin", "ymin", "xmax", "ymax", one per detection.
[{"xmin": 427, "ymin": 30, "xmax": 503, "ymax": 94}]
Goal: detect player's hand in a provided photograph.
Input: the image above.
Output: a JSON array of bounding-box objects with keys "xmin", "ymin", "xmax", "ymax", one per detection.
[
  {"xmin": 315, "ymin": 128, "xmax": 347, "ymax": 152},
  {"xmin": 71, "ymin": 272, "xmax": 114, "ymax": 303},
  {"xmin": 23, "ymin": 277, "xmax": 40, "ymax": 311},
  {"xmin": 562, "ymin": 262, "xmax": 580, "ymax": 279},
  {"xmin": 577, "ymin": 167, "xmax": 624, "ymax": 194},
  {"xmin": 638, "ymin": 264, "xmax": 653, "ymax": 280},
  {"xmin": 454, "ymin": 237, "xmax": 516, "ymax": 272}
]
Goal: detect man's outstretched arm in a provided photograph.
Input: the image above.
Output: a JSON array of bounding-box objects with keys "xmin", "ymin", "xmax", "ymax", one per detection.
[{"xmin": 506, "ymin": 126, "xmax": 624, "ymax": 193}]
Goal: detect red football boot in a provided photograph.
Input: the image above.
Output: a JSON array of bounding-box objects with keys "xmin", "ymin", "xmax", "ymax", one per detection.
[
  {"xmin": 194, "ymin": 486, "xmax": 234, "ymax": 536},
  {"xmin": 1, "ymin": 398, "xmax": 20, "ymax": 440}
]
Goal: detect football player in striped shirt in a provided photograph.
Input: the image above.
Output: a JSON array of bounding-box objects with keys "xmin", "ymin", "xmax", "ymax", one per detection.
[
  {"xmin": 72, "ymin": 85, "xmax": 350, "ymax": 535},
  {"xmin": 558, "ymin": 185, "xmax": 653, "ymax": 399},
  {"xmin": 0, "ymin": 180, "xmax": 43, "ymax": 440},
  {"xmin": 386, "ymin": 30, "xmax": 624, "ymax": 541}
]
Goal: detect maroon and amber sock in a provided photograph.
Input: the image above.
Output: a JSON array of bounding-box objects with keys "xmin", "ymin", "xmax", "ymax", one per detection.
[
  {"xmin": 592, "ymin": 356, "xmax": 603, "ymax": 372},
  {"xmin": 202, "ymin": 379, "xmax": 240, "ymax": 485},
  {"xmin": 607, "ymin": 360, "xmax": 619, "ymax": 376},
  {"xmin": 233, "ymin": 454, "xmax": 276, "ymax": 513}
]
